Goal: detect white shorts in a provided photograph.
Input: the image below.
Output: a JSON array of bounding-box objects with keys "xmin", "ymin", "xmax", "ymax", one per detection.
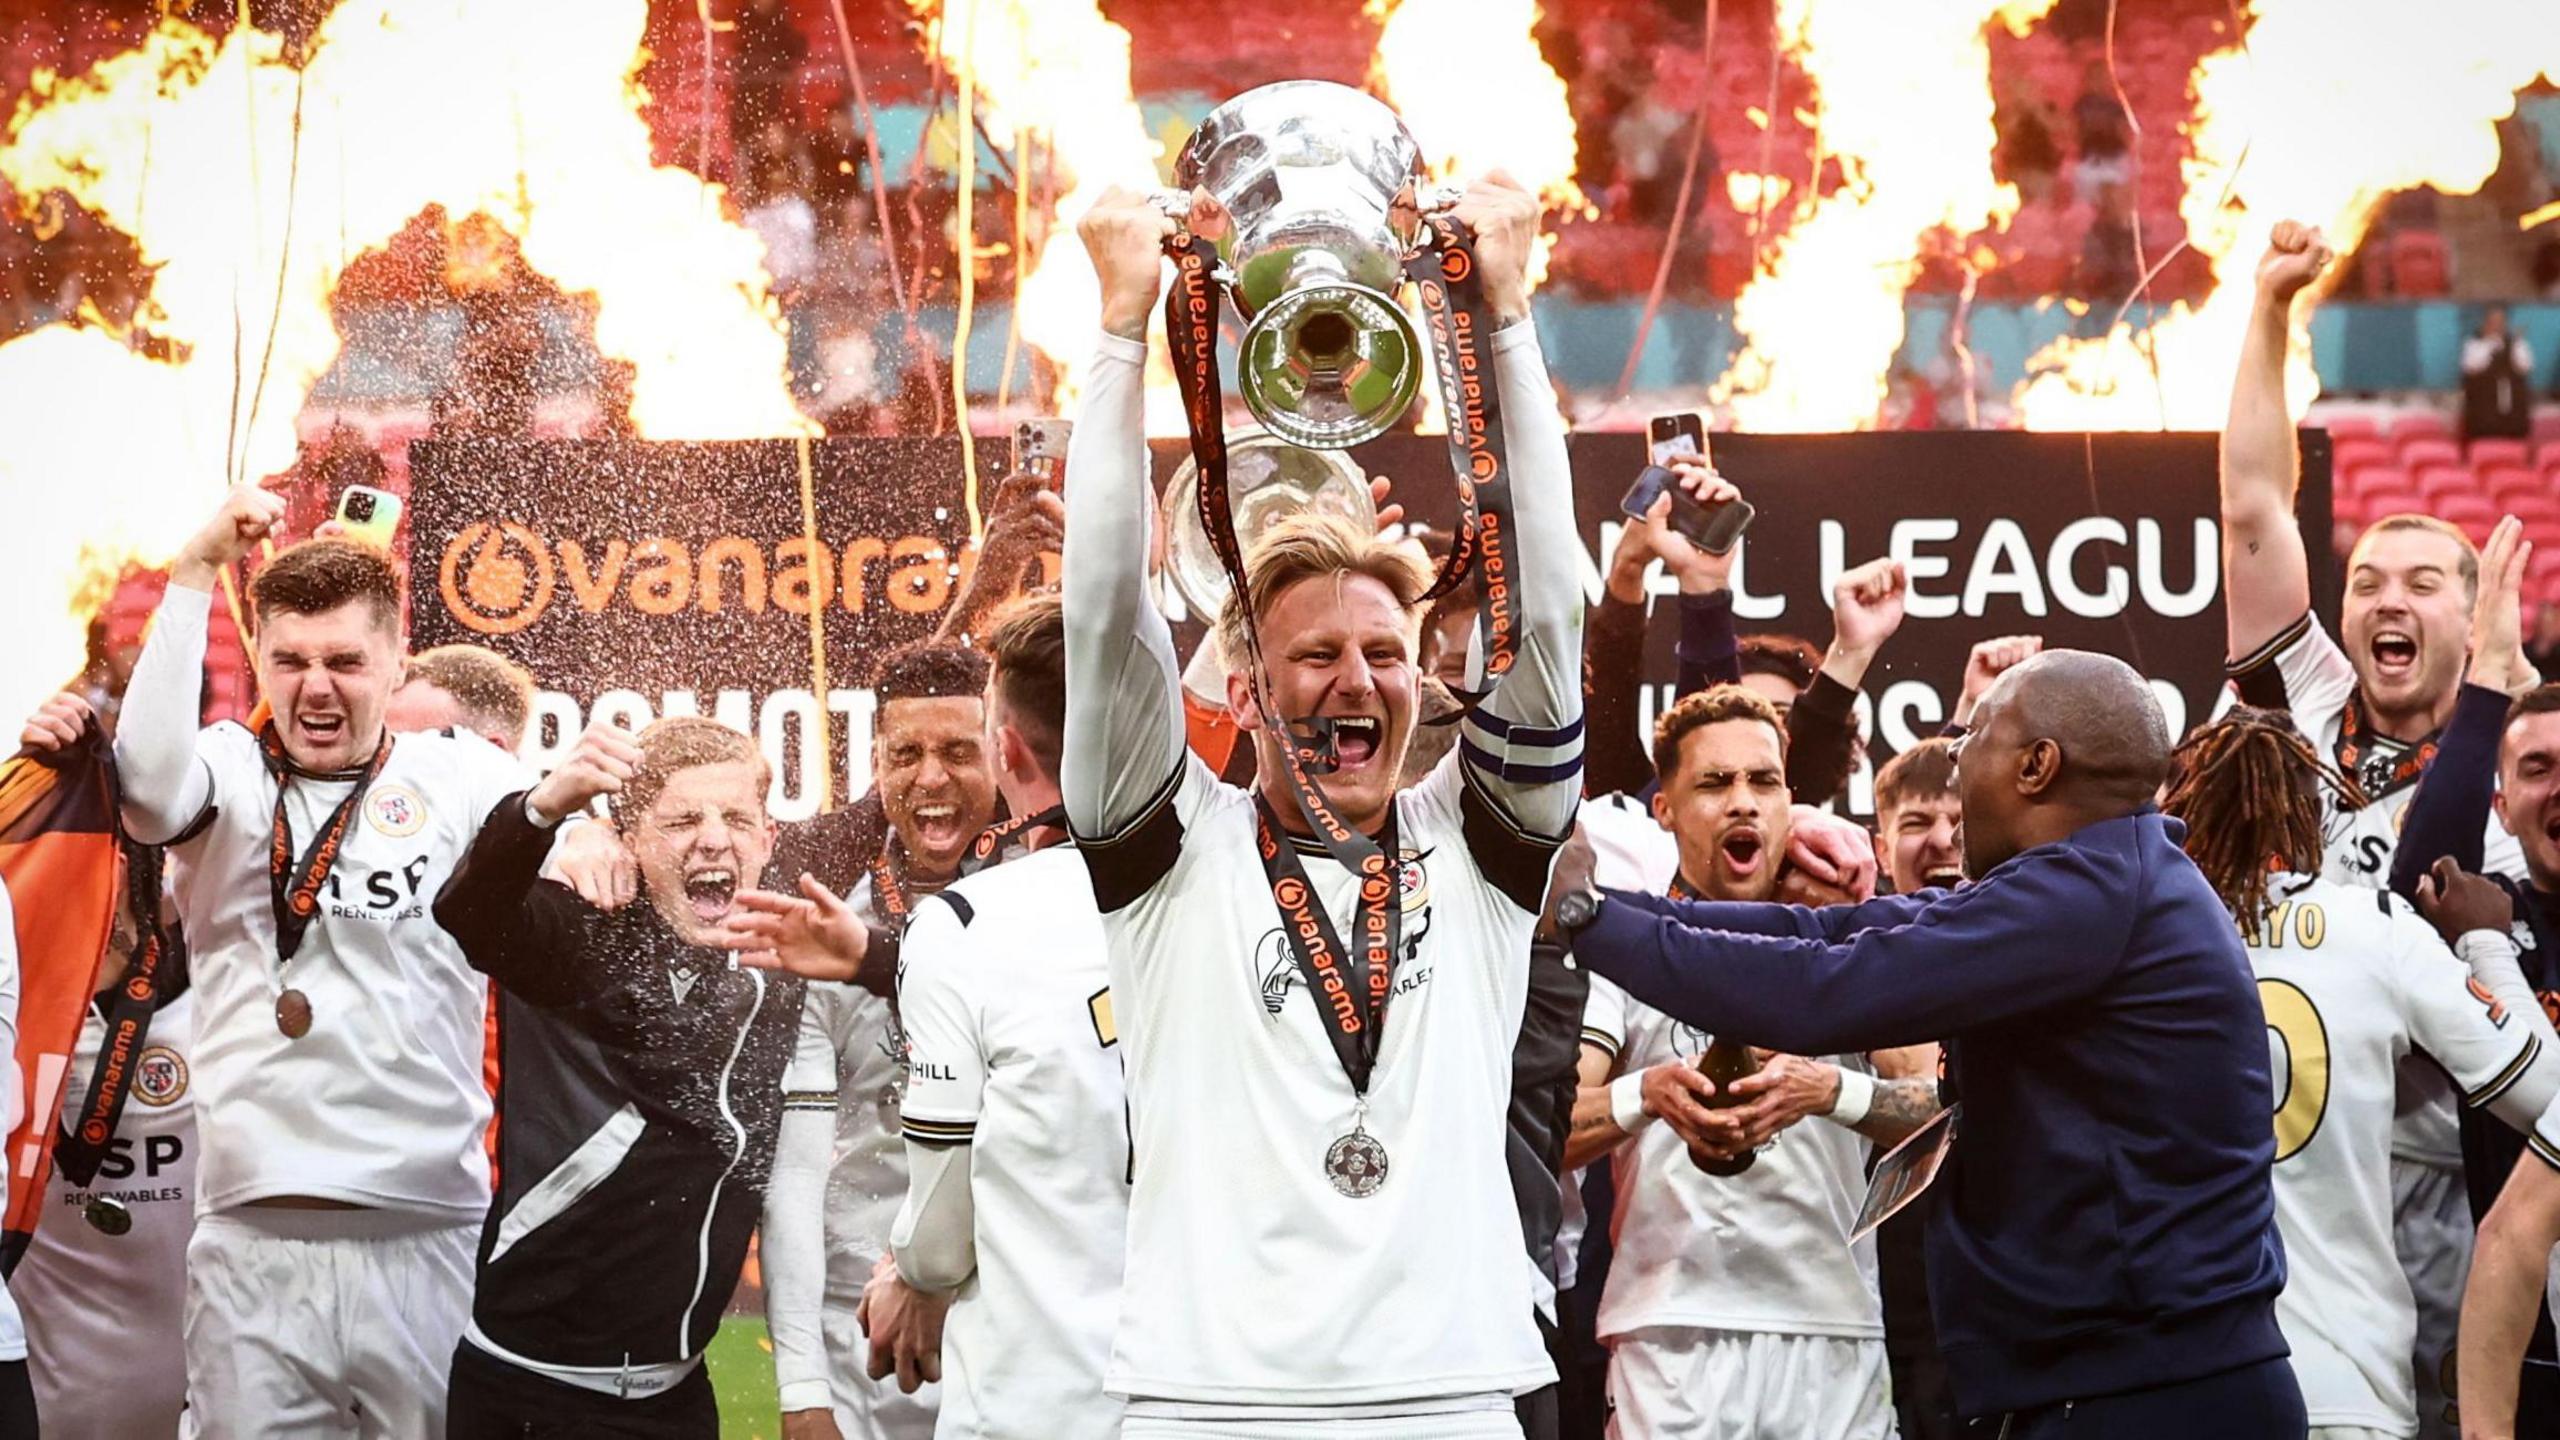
[
  {"xmin": 1606, "ymin": 1327, "xmax": 1897, "ymax": 1440},
  {"xmin": 183, "ymin": 1209, "xmax": 477, "ymax": 1440},
  {"xmin": 821, "ymin": 1287, "xmax": 938, "ymax": 1440},
  {"xmin": 2309, "ymin": 1429, "xmax": 2398, "ymax": 1440},
  {"xmin": 2391, "ymin": 1159, "xmax": 2470, "ymax": 1440}
]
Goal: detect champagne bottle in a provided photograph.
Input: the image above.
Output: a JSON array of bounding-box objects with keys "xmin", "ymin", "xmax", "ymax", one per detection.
[{"xmin": 1690, "ymin": 1036, "xmax": 1760, "ymax": 1176}]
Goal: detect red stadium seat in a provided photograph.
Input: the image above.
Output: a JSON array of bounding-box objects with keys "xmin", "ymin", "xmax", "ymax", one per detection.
[
  {"xmin": 2347, "ymin": 467, "xmax": 2412, "ymax": 505},
  {"xmin": 2396, "ymin": 412, "xmax": 2456, "ymax": 443},
  {"xmin": 2532, "ymin": 409, "xmax": 2560, "ymax": 446},
  {"xmin": 2360, "ymin": 490, "xmax": 2424, "ymax": 520},
  {"xmin": 2399, "ymin": 436, "xmax": 2463, "ymax": 472},
  {"xmin": 2499, "ymin": 494, "xmax": 2560, "ymax": 527},
  {"xmin": 2415, "ymin": 465, "xmax": 2481, "ymax": 503},
  {"xmin": 2321, "ymin": 414, "xmax": 2382, "ymax": 443},
  {"xmin": 2435, "ymin": 494, "xmax": 2499, "ymax": 537},
  {"xmin": 2334, "ymin": 438, "xmax": 2397, "ymax": 478},
  {"xmin": 2469, "ymin": 438, "xmax": 2531, "ymax": 471}
]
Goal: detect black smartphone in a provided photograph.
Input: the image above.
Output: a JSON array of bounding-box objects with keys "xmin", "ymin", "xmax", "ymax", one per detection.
[
  {"xmin": 1626, "ymin": 412, "xmax": 1754, "ymax": 555},
  {"xmin": 1014, "ymin": 418, "xmax": 1072, "ymax": 484}
]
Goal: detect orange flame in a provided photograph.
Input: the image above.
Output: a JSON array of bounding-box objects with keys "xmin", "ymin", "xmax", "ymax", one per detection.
[
  {"xmin": 1711, "ymin": 0, "xmax": 2057, "ymax": 433},
  {"xmin": 2017, "ymin": 2, "xmax": 2560, "ymax": 429},
  {"xmin": 904, "ymin": 0, "xmax": 1179, "ymax": 431},
  {"xmin": 0, "ymin": 1, "xmax": 807, "ymax": 727}
]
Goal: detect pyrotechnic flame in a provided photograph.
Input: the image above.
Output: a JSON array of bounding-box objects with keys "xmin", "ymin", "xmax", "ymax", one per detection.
[
  {"xmin": 1711, "ymin": 0, "xmax": 2057, "ymax": 433},
  {"xmin": 1367, "ymin": 0, "xmax": 1586, "ymax": 437},
  {"xmin": 0, "ymin": 0, "xmax": 808, "ymax": 729},
  {"xmin": 2016, "ymin": 1, "xmax": 2560, "ymax": 429},
  {"xmin": 1366, "ymin": 0, "xmax": 1590, "ymax": 282},
  {"xmin": 904, "ymin": 0, "xmax": 1176, "ymax": 430}
]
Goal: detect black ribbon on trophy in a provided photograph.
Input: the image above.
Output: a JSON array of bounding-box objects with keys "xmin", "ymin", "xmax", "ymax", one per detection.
[{"xmin": 1151, "ymin": 80, "xmax": 1531, "ymax": 1198}]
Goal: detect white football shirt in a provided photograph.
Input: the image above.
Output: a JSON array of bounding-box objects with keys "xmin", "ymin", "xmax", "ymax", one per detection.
[
  {"xmin": 899, "ymin": 845, "xmax": 1127, "ymax": 1440},
  {"xmin": 1581, "ymin": 973, "xmax": 1884, "ymax": 1343},
  {"xmin": 1094, "ymin": 752, "xmax": 1556, "ymax": 1405},
  {"xmin": 14, "ymin": 990, "xmax": 197, "ymax": 1438},
  {"xmin": 2231, "ymin": 614, "xmax": 2526, "ymax": 1170},
  {"xmin": 2248, "ymin": 873, "xmax": 2538, "ymax": 1432},
  {"xmin": 157, "ymin": 723, "xmax": 527, "ymax": 1220},
  {"xmin": 783, "ymin": 874, "xmax": 910, "ymax": 1292}
]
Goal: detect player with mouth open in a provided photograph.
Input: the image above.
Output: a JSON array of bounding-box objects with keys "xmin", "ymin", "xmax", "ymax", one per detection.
[
  {"xmin": 2219, "ymin": 221, "xmax": 2533, "ymax": 1436},
  {"xmin": 1060, "ymin": 173, "xmax": 1582, "ymax": 1438}
]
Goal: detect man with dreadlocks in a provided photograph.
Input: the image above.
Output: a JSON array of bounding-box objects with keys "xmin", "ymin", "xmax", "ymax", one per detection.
[{"xmin": 2160, "ymin": 707, "xmax": 2557, "ymax": 1440}]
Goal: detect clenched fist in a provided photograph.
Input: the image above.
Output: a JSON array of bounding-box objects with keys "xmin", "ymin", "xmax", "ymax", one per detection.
[
  {"xmin": 2255, "ymin": 221, "xmax": 2332, "ymax": 306},
  {"xmin": 526, "ymin": 722, "xmax": 643, "ymax": 826}
]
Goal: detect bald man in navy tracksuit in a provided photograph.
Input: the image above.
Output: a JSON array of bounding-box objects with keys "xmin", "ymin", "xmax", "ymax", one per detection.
[{"xmin": 1552, "ymin": 653, "xmax": 2302, "ymax": 1436}]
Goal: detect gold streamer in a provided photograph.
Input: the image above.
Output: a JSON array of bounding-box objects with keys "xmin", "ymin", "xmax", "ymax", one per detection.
[
  {"xmin": 948, "ymin": 0, "xmax": 984, "ymax": 543},
  {"xmin": 795, "ymin": 433, "xmax": 834, "ymax": 814}
]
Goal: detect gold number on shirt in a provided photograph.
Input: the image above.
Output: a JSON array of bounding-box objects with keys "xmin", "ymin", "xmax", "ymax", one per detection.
[
  {"xmin": 2243, "ymin": 901, "xmax": 2328, "ymax": 951},
  {"xmin": 1088, "ymin": 987, "xmax": 1118, "ymax": 1049},
  {"xmin": 2260, "ymin": 978, "xmax": 2331, "ymax": 1163}
]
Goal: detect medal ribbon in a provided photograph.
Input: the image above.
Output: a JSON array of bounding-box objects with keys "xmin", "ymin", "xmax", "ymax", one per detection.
[
  {"xmin": 1162, "ymin": 231, "xmax": 1420, "ymax": 1096},
  {"xmin": 260, "ymin": 725, "xmax": 391, "ymax": 966},
  {"xmin": 2333, "ymin": 691, "xmax": 2437, "ymax": 803},
  {"xmin": 53, "ymin": 841, "xmax": 176, "ymax": 1189},
  {"xmin": 1254, "ymin": 799, "xmax": 1401, "ymax": 1094},
  {"xmin": 962, "ymin": 803, "xmax": 1067, "ymax": 876},
  {"xmin": 869, "ymin": 846, "xmax": 916, "ymax": 935}
]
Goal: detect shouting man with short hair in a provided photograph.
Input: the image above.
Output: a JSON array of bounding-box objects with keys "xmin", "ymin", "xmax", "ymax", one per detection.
[
  {"xmin": 436, "ymin": 715, "xmax": 802, "ymax": 1436},
  {"xmin": 111, "ymin": 484, "xmax": 541, "ymax": 1438}
]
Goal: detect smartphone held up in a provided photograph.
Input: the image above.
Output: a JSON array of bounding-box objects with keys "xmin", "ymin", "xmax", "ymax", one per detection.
[{"xmin": 1623, "ymin": 413, "xmax": 1753, "ymax": 556}]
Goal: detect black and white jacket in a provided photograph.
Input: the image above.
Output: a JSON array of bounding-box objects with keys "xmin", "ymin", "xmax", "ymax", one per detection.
[{"xmin": 434, "ymin": 795, "xmax": 804, "ymax": 1390}]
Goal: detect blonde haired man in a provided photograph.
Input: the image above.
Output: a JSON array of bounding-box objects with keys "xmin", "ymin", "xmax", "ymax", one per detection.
[{"xmin": 1061, "ymin": 175, "xmax": 1582, "ymax": 1437}]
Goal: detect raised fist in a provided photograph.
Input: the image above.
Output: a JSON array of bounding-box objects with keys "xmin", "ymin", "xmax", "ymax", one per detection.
[{"xmin": 2256, "ymin": 221, "xmax": 2332, "ymax": 305}]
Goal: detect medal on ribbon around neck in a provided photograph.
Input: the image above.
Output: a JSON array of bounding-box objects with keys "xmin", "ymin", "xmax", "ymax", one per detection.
[
  {"xmin": 83, "ymin": 1194, "xmax": 132, "ymax": 1236},
  {"xmin": 259, "ymin": 726, "xmax": 392, "ymax": 1040},
  {"xmin": 1323, "ymin": 1103, "xmax": 1391, "ymax": 1199}
]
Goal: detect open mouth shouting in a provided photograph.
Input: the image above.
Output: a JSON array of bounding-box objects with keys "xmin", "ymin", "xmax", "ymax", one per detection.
[
  {"xmin": 295, "ymin": 709, "xmax": 348, "ymax": 749},
  {"xmin": 1717, "ymin": 825, "xmax": 1767, "ymax": 880},
  {"xmin": 1923, "ymin": 864, "xmax": 1966, "ymax": 889},
  {"xmin": 2368, "ymin": 629, "xmax": 2419, "ymax": 683},
  {"xmin": 909, "ymin": 802, "xmax": 965, "ymax": 856},
  {"xmin": 1328, "ymin": 714, "xmax": 1386, "ymax": 772},
  {"xmin": 683, "ymin": 866, "xmax": 738, "ymax": 924}
]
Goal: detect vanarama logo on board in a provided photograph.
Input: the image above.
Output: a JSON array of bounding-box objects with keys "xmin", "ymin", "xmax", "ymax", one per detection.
[{"xmin": 438, "ymin": 522, "xmax": 971, "ymax": 636}]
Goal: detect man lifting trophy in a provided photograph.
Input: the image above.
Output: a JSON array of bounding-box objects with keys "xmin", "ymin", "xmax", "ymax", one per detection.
[{"xmin": 1061, "ymin": 79, "xmax": 1586, "ymax": 1438}]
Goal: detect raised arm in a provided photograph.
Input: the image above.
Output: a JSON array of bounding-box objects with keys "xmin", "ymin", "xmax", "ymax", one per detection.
[
  {"xmin": 1453, "ymin": 177, "xmax": 1583, "ymax": 841},
  {"xmin": 2220, "ymin": 222, "xmax": 2331, "ymax": 659},
  {"xmin": 1790, "ymin": 558, "xmax": 1906, "ymax": 806},
  {"xmin": 1574, "ymin": 847, "xmax": 2130, "ymax": 1055},
  {"xmin": 1586, "ymin": 462, "xmax": 1745, "ymax": 798},
  {"xmin": 1060, "ymin": 189, "xmax": 1187, "ymax": 843},
  {"xmin": 118, "ymin": 484, "xmax": 298, "ymax": 842}
]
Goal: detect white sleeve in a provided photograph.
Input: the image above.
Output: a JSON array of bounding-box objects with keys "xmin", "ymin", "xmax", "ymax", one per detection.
[
  {"xmin": 2397, "ymin": 915, "xmax": 2553, "ymax": 1132},
  {"xmin": 2463, "ymin": 337, "xmax": 2496, "ymax": 375},
  {"xmin": 2225, "ymin": 610, "xmax": 2357, "ymax": 721},
  {"xmin": 1060, "ymin": 331, "xmax": 1187, "ymax": 843},
  {"xmin": 889, "ymin": 1140, "xmax": 976, "ymax": 1295},
  {"xmin": 895, "ymin": 901, "xmax": 985, "ymax": 1143},
  {"xmin": 113, "ymin": 583, "xmax": 220, "ymax": 845},
  {"xmin": 1453, "ymin": 322, "xmax": 1584, "ymax": 844},
  {"xmin": 762, "ymin": 989, "xmax": 841, "ymax": 1415},
  {"xmin": 2517, "ymin": 339, "xmax": 2537, "ymax": 374},
  {"xmin": 1580, "ymin": 971, "xmax": 1630, "ymax": 1069}
]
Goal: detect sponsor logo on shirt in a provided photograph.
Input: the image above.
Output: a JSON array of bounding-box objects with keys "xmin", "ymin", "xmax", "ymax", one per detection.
[
  {"xmin": 1249, "ymin": 850, "xmax": 1437, "ymax": 1018},
  {"xmin": 367, "ymin": 784, "xmax": 427, "ymax": 838},
  {"xmin": 134, "ymin": 1047, "xmax": 188, "ymax": 1106}
]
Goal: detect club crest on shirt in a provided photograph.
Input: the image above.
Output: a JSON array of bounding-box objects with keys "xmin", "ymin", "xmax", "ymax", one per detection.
[
  {"xmin": 1248, "ymin": 848, "xmax": 1435, "ymax": 1016},
  {"xmin": 366, "ymin": 784, "xmax": 427, "ymax": 838},
  {"xmin": 134, "ymin": 1046, "xmax": 188, "ymax": 1106}
]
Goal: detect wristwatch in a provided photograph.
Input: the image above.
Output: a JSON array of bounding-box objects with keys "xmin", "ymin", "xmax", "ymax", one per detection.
[{"xmin": 1553, "ymin": 884, "xmax": 1606, "ymax": 938}]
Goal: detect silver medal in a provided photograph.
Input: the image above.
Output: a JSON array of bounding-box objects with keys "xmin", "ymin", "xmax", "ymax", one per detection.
[{"xmin": 1324, "ymin": 1128, "xmax": 1390, "ymax": 1198}]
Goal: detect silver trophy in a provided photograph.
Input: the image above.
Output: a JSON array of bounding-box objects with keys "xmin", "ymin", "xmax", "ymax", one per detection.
[
  {"xmin": 1166, "ymin": 80, "xmax": 1457, "ymax": 450},
  {"xmin": 1160, "ymin": 429, "xmax": 1375, "ymax": 616}
]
